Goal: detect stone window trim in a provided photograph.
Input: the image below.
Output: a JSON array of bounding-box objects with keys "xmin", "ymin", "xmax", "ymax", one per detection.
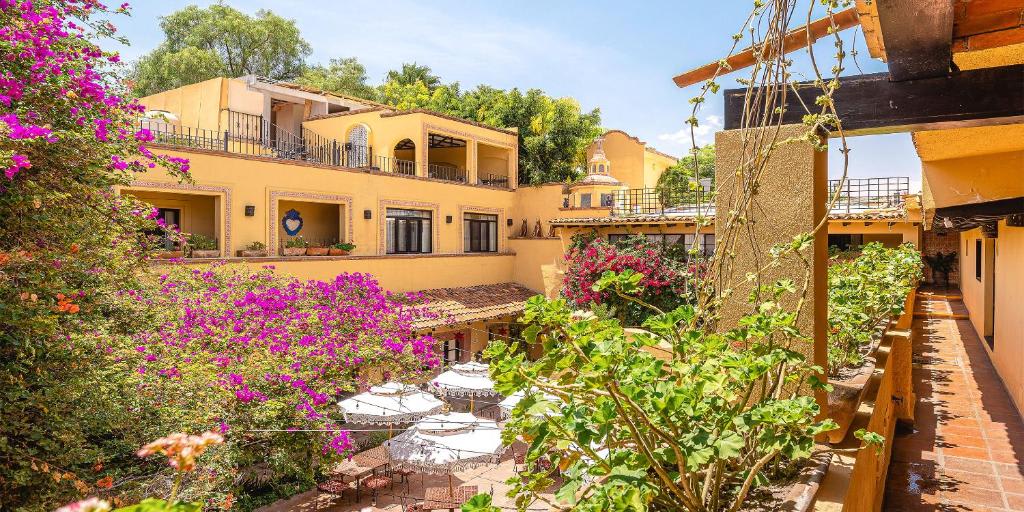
[
  {"xmin": 126, "ymin": 180, "xmax": 232, "ymax": 253},
  {"xmin": 378, "ymin": 199, "xmax": 441, "ymax": 255},
  {"xmin": 458, "ymin": 205, "xmax": 506, "ymax": 254},
  {"xmin": 268, "ymin": 190, "xmax": 354, "ymax": 253}
]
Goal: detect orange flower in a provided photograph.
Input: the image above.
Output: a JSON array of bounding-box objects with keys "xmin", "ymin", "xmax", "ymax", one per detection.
[
  {"xmin": 70, "ymin": 243, "xmax": 80, "ymax": 254},
  {"xmin": 0, "ymin": 252, "xmax": 9, "ymax": 266},
  {"xmin": 95, "ymin": 476, "xmax": 113, "ymax": 489},
  {"xmin": 56, "ymin": 293, "xmax": 80, "ymax": 314},
  {"xmin": 137, "ymin": 431, "xmax": 224, "ymax": 472}
]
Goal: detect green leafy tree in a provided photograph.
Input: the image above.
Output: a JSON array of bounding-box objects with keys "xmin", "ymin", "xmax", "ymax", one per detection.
[
  {"xmin": 295, "ymin": 57, "xmax": 376, "ymax": 99},
  {"xmin": 486, "ymin": 273, "xmax": 836, "ymax": 511},
  {"xmin": 1, "ymin": 2, "xmax": 189, "ymax": 509},
  {"xmin": 129, "ymin": 4, "xmax": 311, "ymax": 96},
  {"xmin": 384, "ymin": 62, "xmax": 442, "ymax": 90},
  {"xmin": 656, "ymin": 144, "xmax": 715, "ymax": 196}
]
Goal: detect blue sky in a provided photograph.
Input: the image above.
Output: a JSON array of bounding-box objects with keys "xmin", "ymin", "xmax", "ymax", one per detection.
[{"xmin": 111, "ymin": 0, "xmax": 922, "ymax": 190}]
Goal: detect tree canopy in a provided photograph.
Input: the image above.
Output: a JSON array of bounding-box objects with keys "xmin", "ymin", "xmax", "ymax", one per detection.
[
  {"xmin": 656, "ymin": 144, "xmax": 715, "ymax": 195},
  {"xmin": 128, "ymin": 5, "xmax": 602, "ymax": 185},
  {"xmin": 129, "ymin": 4, "xmax": 311, "ymax": 95}
]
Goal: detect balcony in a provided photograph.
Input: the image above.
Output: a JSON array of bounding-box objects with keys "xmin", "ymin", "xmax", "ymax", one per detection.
[{"xmin": 605, "ymin": 177, "xmax": 910, "ymax": 218}]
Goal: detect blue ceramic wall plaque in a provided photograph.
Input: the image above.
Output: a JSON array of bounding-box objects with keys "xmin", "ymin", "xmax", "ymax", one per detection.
[{"xmin": 281, "ymin": 208, "xmax": 303, "ymax": 236}]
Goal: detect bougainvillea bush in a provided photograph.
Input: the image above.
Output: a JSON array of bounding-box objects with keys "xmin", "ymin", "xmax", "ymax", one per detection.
[
  {"xmin": 121, "ymin": 264, "xmax": 439, "ymax": 508},
  {"xmin": 828, "ymin": 242, "xmax": 923, "ymax": 374},
  {"xmin": 0, "ymin": 1, "xmax": 189, "ymax": 509},
  {"xmin": 562, "ymin": 234, "xmax": 701, "ymax": 325}
]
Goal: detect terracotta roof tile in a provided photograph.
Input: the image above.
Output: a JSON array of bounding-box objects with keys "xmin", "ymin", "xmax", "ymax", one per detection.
[{"xmin": 412, "ymin": 282, "xmax": 540, "ymax": 330}]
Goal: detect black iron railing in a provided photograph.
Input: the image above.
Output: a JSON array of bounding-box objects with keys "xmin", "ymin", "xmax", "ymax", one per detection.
[
  {"xmin": 479, "ymin": 173, "xmax": 510, "ymax": 188},
  {"xmin": 611, "ymin": 187, "xmax": 714, "ymax": 216},
  {"xmin": 138, "ymin": 117, "xmax": 374, "ymax": 169},
  {"xmin": 827, "ymin": 177, "xmax": 909, "ymax": 212},
  {"xmin": 426, "ymin": 163, "xmax": 467, "ymax": 183}
]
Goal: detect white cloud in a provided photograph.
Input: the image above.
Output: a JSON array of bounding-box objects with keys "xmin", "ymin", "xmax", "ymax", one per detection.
[{"xmin": 657, "ymin": 114, "xmax": 723, "ymax": 148}]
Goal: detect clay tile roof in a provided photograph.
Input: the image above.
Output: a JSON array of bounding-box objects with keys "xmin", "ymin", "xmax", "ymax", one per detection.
[
  {"xmin": 412, "ymin": 282, "xmax": 540, "ymax": 330},
  {"xmin": 827, "ymin": 208, "xmax": 908, "ymax": 221}
]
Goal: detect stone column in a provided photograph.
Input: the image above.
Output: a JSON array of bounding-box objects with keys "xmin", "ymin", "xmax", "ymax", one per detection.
[{"xmin": 714, "ymin": 124, "xmax": 829, "ymax": 410}]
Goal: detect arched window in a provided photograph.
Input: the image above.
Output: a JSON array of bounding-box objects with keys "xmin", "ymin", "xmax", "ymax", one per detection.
[
  {"xmin": 598, "ymin": 164, "xmax": 606, "ymax": 174},
  {"xmin": 347, "ymin": 124, "xmax": 369, "ymax": 167},
  {"xmin": 393, "ymin": 138, "xmax": 416, "ymax": 176}
]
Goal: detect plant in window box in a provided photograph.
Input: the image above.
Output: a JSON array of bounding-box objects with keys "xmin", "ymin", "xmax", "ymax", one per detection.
[
  {"xmin": 237, "ymin": 241, "xmax": 268, "ymax": 258},
  {"xmin": 283, "ymin": 236, "xmax": 308, "ymax": 256},
  {"xmin": 328, "ymin": 242, "xmax": 356, "ymax": 256},
  {"xmin": 305, "ymin": 240, "xmax": 329, "ymax": 256},
  {"xmin": 184, "ymin": 233, "xmax": 219, "ymax": 258}
]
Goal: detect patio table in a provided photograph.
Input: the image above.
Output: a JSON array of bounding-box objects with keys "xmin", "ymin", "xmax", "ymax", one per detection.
[
  {"xmin": 422, "ymin": 485, "xmax": 478, "ymax": 511},
  {"xmin": 333, "ymin": 445, "xmax": 392, "ymax": 501}
]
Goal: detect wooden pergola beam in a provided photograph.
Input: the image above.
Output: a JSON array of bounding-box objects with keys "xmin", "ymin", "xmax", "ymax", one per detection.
[
  {"xmin": 723, "ymin": 64, "xmax": 1024, "ymax": 135},
  {"xmin": 875, "ymin": 0, "xmax": 955, "ymax": 80},
  {"xmin": 672, "ymin": 7, "xmax": 860, "ymax": 88}
]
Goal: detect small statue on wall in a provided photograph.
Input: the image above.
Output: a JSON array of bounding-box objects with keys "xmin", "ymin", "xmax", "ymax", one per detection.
[
  {"xmin": 533, "ymin": 220, "xmax": 543, "ymax": 238},
  {"xmin": 547, "ymin": 224, "xmax": 556, "ymax": 238},
  {"xmin": 519, "ymin": 219, "xmax": 529, "ymax": 238}
]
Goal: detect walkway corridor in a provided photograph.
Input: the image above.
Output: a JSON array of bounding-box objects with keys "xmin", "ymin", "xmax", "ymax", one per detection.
[{"xmin": 884, "ymin": 291, "xmax": 1024, "ymax": 511}]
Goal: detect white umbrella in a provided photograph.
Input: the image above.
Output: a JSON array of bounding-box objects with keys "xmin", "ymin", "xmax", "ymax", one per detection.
[
  {"xmin": 339, "ymin": 382, "xmax": 444, "ymax": 425},
  {"xmin": 497, "ymin": 389, "xmax": 560, "ymax": 420},
  {"xmin": 430, "ymin": 361, "xmax": 499, "ymax": 401},
  {"xmin": 387, "ymin": 412, "xmax": 504, "ymax": 497}
]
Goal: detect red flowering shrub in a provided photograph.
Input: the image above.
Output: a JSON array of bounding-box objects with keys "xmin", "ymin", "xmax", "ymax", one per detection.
[{"xmin": 562, "ymin": 235, "xmax": 701, "ymax": 325}]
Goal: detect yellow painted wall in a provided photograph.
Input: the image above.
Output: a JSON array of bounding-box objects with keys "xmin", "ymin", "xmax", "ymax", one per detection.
[
  {"xmin": 159, "ymin": 255, "xmax": 515, "ymax": 293},
  {"xmin": 960, "ymin": 228, "xmax": 992, "ymax": 339},
  {"xmin": 642, "ymin": 149, "xmax": 678, "ymax": 189},
  {"xmin": 826, "ymin": 220, "xmax": 921, "ymax": 247},
  {"xmin": 510, "ymin": 184, "xmax": 569, "ymax": 234},
  {"xmin": 585, "ymin": 130, "xmax": 678, "ymax": 190},
  {"xmin": 139, "ymin": 78, "xmax": 225, "ymax": 131},
  {"xmin": 508, "ymin": 238, "xmax": 565, "ymax": 296},
  {"xmin": 122, "ymin": 190, "xmax": 219, "ymax": 240},
  {"xmin": 125, "ymin": 148, "xmax": 517, "ymax": 259},
  {"xmin": 478, "ymin": 143, "xmax": 511, "ymax": 179},
  {"xmin": 922, "ymin": 150, "xmax": 1024, "ymax": 210},
  {"xmin": 961, "ymin": 222, "xmax": 1024, "ymax": 415},
  {"xmin": 304, "ymin": 111, "xmax": 518, "ymax": 185}
]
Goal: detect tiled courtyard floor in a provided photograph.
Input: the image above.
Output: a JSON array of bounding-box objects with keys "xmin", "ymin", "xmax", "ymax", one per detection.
[
  {"xmin": 258, "ymin": 450, "xmax": 555, "ymax": 512},
  {"xmin": 883, "ymin": 291, "xmax": 1024, "ymax": 511}
]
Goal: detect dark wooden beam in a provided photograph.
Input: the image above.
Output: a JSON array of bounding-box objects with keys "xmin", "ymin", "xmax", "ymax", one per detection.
[
  {"xmin": 934, "ymin": 197, "xmax": 1024, "ymax": 231},
  {"xmin": 723, "ymin": 64, "xmax": 1024, "ymax": 135},
  {"xmin": 876, "ymin": 0, "xmax": 955, "ymax": 80}
]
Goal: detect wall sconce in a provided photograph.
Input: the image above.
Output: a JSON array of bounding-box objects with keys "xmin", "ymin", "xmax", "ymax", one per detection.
[
  {"xmin": 446, "ymin": 215, "xmax": 453, "ymax": 224},
  {"xmin": 244, "ymin": 205, "xmax": 256, "ymax": 217},
  {"xmin": 363, "ymin": 209, "xmax": 372, "ymax": 220},
  {"xmin": 506, "ymin": 218, "xmax": 514, "ymax": 227}
]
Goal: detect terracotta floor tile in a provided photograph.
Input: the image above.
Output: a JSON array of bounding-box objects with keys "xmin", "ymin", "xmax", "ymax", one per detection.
[
  {"xmin": 1004, "ymin": 492, "xmax": 1024, "ymax": 510},
  {"xmin": 995, "ymin": 463, "xmax": 1024, "ymax": 480},
  {"xmin": 998, "ymin": 476, "xmax": 1024, "ymax": 495},
  {"xmin": 945, "ymin": 456, "xmax": 998, "ymax": 475},
  {"xmin": 945, "ymin": 446, "xmax": 995, "ymax": 460},
  {"xmin": 941, "ymin": 486, "xmax": 1007, "ymax": 508}
]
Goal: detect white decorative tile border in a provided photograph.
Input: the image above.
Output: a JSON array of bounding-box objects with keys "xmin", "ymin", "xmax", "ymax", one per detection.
[
  {"xmin": 268, "ymin": 190, "xmax": 354, "ymax": 252},
  {"xmin": 458, "ymin": 205, "xmax": 507, "ymax": 253},
  {"xmin": 377, "ymin": 199, "xmax": 441, "ymax": 255},
  {"xmin": 128, "ymin": 180, "xmax": 233, "ymax": 252}
]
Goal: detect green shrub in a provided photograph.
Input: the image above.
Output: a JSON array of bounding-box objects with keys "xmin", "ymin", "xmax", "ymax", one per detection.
[{"xmin": 827, "ymin": 243, "xmax": 923, "ymax": 374}]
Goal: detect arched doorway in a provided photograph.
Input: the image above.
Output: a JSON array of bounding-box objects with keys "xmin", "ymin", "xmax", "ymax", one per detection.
[
  {"xmin": 346, "ymin": 124, "xmax": 369, "ymax": 167},
  {"xmin": 393, "ymin": 138, "xmax": 416, "ymax": 176}
]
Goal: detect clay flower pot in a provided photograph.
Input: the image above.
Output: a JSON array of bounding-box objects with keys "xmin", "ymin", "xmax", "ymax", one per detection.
[
  {"xmin": 283, "ymin": 247, "xmax": 307, "ymax": 256},
  {"xmin": 153, "ymin": 250, "xmax": 184, "ymax": 259},
  {"xmin": 306, "ymin": 247, "xmax": 329, "ymax": 256},
  {"xmin": 328, "ymin": 248, "xmax": 351, "ymax": 256},
  {"xmin": 190, "ymin": 250, "xmax": 220, "ymax": 258},
  {"xmin": 237, "ymin": 249, "xmax": 268, "ymax": 258}
]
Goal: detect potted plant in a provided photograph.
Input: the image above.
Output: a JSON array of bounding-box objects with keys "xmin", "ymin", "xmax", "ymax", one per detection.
[
  {"xmin": 924, "ymin": 251, "xmax": 956, "ymax": 288},
  {"xmin": 306, "ymin": 241, "xmax": 329, "ymax": 256},
  {"xmin": 283, "ymin": 236, "xmax": 308, "ymax": 256},
  {"xmin": 328, "ymin": 241, "xmax": 356, "ymax": 256},
  {"xmin": 185, "ymin": 233, "xmax": 220, "ymax": 258},
  {"xmin": 237, "ymin": 241, "xmax": 268, "ymax": 258}
]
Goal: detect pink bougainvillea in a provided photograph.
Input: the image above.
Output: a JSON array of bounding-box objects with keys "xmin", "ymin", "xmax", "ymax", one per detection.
[
  {"xmin": 562, "ymin": 236, "xmax": 702, "ymax": 325},
  {"xmin": 128, "ymin": 264, "xmax": 440, "ymax": 456}
]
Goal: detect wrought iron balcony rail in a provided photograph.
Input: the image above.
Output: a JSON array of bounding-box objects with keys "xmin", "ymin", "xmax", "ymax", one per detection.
[
  {"xmin": 611, "ymin": 187, "xmax": 715, "ymax": 216},
  {"xmin": 479, "ymin": 173, "xmax": 510, "ymax": 188},
  {"xmin": 426, "ymin": 163, "xmax": 468, "ymax": 183},
  {"xmin": 827, "ymin": 177, "xmax": 909, "ymax": 212}
]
